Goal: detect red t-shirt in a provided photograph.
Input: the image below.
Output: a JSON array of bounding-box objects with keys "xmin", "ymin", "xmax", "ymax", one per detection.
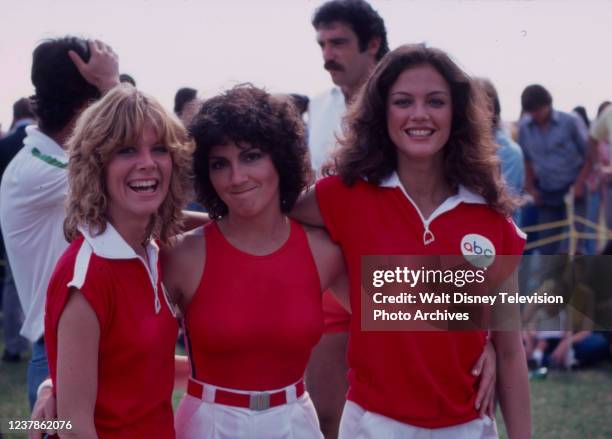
[
  {"xmin": 45, "ymin": 225, "xmax": 178, "ymax": 438},
  {"xmin": 316, "ymin": 175, "xmax": 525, "ymax": 428},
  {"xmin": 184, "ymin": 220, "xmax": 324, "ymax": 390}
]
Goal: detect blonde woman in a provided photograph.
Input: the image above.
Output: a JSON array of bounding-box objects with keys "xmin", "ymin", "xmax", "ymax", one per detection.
[{"xmin": 44, "ymin": 85, "xmax": 193, "ymax": 438}]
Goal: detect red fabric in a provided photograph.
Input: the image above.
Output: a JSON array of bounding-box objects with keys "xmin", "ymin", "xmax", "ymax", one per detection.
[
  {"xmin": 184, "ymin": 219, "xmax": 324, "ymax": 390},
  {"xmin": 45, "ymin": 237, "xmax": 177, "ymax": 438},
  {"xmin": 322, "ymin": 290, "xmax": 350, "ymax": 333},
  {"xmin": 315, "ymin": 176, "xmax": 525, "ymax": 428}
]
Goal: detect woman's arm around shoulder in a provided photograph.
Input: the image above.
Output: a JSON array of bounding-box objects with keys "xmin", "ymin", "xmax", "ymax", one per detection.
[
  {"xmin": 304, "ymin": 225, "xmax": 350, "ymax": 312},
  {"xmin": 56, "ymin": 288, "xmax": 100, "ymax": 438},
  {"xmin": 161, "ymin": 227, "xmax": 206, "ymax": 312},
  {"xmin": 291, "ymin": 186, "xmax": 325, "ymax": 228}
]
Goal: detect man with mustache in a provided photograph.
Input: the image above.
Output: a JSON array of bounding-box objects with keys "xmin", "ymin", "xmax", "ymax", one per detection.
[
  {"xmin": 307, "ymin": 0, "xmax": 388, "ymax": 177},
  {"xmin": 305, "ymin": 2, "xmax": 388, "ymax": 438}
]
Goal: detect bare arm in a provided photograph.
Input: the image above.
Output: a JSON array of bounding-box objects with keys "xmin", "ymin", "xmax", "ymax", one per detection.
[
  {"xmin": 161, "ymin": 229, "xmax": 205, "ymax": 312},
  {"xmin": 181, "ymin": 211, "xmax": 210, "ymax": 232},
  {"xmin": 472, "ymin": 339, "xmax": 496, "ymax": 418},
  {"xmin": 291, "ymin": 186, "xmax": 325, "ymax": 227},
  {"xmin": 304, "ymin": 226, "xmax": 350, "ymax": 311},
  {"xmin": 492, "ymin": 330, "xmax": 531, "ymax": 439},
  {"xmin": 56, "ymin": 290, "xmax": 100, "ymax": 438},
  {"xmin": 491, "ymin": 271, "xmax": 531, "ymax": 438}
]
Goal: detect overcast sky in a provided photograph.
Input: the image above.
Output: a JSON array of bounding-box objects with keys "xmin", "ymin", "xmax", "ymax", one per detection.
[{"xmin": 1, "ymin": 0, "xmax": 611, "ymax": 130}]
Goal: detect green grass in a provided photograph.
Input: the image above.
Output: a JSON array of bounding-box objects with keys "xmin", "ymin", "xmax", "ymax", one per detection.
[
  {"xmin": 2, "ymin": 329, "xmax": 611, "ymax": 438},
  {"xmin": 0, "ymin": 340, "xmax": 30, "ymax": 439},
  {"xmin": 499, "ymin": 365, "xmax": 612, "ymax": 439}
]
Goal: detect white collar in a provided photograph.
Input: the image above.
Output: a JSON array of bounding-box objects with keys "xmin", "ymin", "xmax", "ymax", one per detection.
[
  {"xmin": 379, "ymin": 171, "xmax": 487, "ymax": 206},
  {"xmin": 79, "ymin": 222, "xmax": 159, "ymax": 261},
  {"xmin": 23, "ymin": 126, "xmax": 67, "ymax": 158},
  {"xmin": 378, "ymin": 171, "xmax": 487, "ymax": 246},
  {"xmin": 78, "ymin": 222, "xmax": 169, "ymax": 315}
]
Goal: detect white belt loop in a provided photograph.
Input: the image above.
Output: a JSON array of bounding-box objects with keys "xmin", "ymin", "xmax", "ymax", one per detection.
[
  {"xmin": 285, "ymin": 383, "xmax": 297, "ymax": 402},
  {"xmin": 201, "ymin": 382, "xmax": 216, "ymax": 403}
]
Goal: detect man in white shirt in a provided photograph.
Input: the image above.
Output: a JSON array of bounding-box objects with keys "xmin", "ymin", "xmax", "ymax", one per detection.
[
  {"xmin": 307, "ymin": 0, "xmax": 388, "ymax": 177},
  {"xmin": 0, "ymin": 36, "xmax": 118, "ymax": 409},
  {"xmin": 0, "ymin": 98, "xmax": 36, "ymax": 364},
  {"xmin": 305, "ymin": 2, "xmax": 389, "ymax": 438}
]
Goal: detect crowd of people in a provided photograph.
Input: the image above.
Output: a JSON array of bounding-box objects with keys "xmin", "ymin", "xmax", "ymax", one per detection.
[{"xmin": 0, "ymin": 0, "xmax": 611, "ymax": 438}]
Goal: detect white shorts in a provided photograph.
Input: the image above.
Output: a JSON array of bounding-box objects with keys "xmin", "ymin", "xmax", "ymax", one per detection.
[
  {"xmin": 175, "ymin": 384, "xmax": 323, "ymax": 439},
  {"xmin": 338, "ymin": 401, "xmax": 498, "ymax": 439}
]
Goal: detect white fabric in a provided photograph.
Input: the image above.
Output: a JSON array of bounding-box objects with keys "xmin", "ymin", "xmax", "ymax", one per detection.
[
  {"xmin": 0, "ymin": 127, "xmax": 69, "ymax": 342},
  {"xmin": 379, "ymin": 171, "xmax": 527, "ymax": 242},
  {"xmin": 68, "ymin": 224, "xmax": 167, "ymax": 315},
  {"xmin": 307, "ymin": 87, "xmax": 346, "ymax": 177},
  {"xmin": 338, "ymin": 401, "xmax": 498, "ymax": 439},
  {"xmin": 175, "ymin": 391, "xmax": 323, "ymax": 439}
]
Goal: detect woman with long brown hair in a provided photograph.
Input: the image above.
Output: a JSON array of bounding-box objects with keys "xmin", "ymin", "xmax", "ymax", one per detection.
[{"xmin": 292, "ymin": 44, "xmax": 531, "ymax": 438}]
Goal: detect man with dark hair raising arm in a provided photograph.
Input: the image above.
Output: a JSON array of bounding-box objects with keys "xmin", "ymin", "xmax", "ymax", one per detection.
[{"xmin": 0, "ymin": 37, "xmax": 119, "ymax": 409}]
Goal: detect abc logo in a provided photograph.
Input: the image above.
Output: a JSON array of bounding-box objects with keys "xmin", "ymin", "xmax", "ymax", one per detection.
[{"xmin": 461, "ymin": 234, "xmax": 495, "ymax": 268}]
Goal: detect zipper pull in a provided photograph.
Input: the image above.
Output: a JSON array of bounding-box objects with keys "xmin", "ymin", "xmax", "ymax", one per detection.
[{"xmin": 423, "ymin": 229, "xmax": 435, "ymax": 245}]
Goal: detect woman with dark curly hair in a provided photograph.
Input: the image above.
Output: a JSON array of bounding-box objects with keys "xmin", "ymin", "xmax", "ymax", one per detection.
[
  {"xmin": 44, "ymin": 84, "xmax": 194, "ymax": 437},
  {"xmin": 162, "ymin": 84, "xmax": 347, "ymax": 439},
  {"xmin": 292, "ymin": 44, "xmax": 531, "ymax": 438}
]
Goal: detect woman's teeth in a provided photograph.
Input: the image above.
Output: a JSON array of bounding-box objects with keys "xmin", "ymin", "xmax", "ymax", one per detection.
[{"xmin": 128, "ymin": 179, "xmax": 158, "ymax": 192}]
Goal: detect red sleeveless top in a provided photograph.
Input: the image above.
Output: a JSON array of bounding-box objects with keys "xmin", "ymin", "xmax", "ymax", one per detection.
[{"xmin": 184, "ymin": 219, "xmax": 324, "ymax": 390}]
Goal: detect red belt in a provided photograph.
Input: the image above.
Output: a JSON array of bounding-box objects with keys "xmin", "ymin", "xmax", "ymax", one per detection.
[{"xmin": 187, "ymin": 378, "xmax": 305, "ymax": 411}]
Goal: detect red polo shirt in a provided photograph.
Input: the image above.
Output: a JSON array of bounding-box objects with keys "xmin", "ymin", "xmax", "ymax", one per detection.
[
  {"xmin": 316, "ymin": 175, "xmax": 525, "ymax": 428},
  {"xmin": 45, "ymin": 224, "xmax": 178, "ymax": 438}
]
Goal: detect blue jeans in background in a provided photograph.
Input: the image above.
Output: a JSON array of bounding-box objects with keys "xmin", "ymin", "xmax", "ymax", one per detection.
[{"xmin": 27, "ymin": 337, "xmax": 49, "ymax": 410}]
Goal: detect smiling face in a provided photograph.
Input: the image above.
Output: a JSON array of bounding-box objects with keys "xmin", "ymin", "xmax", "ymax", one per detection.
[
  {"xmin": 386, "ymin": 63, "xmax": 453, "ymax": 163},
  {"xmin": 105, "ymin": 121, "xmax": 172, "ymax": 226},
  {"xmin": 208, "ymin": 141, "xmax": 280, "ymax": 219}
]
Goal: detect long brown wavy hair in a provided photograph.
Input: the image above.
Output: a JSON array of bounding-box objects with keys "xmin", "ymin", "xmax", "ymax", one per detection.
[
  {"xmin": 64, "ymin": 85, "xmax": 194, "ymax": 244},
  {"xmin": 334, "ymin": 43, "xmax": 515, "ymax": 215}
]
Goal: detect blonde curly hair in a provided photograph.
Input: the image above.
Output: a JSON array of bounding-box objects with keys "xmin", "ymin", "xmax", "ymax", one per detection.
[{"xmin": 64, "ymin": 85, "xmax": 194, "ymax": 244}]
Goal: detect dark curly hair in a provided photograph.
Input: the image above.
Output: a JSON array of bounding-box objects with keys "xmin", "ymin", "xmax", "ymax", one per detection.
[
  {"xmin": 312, "ymin": 0, "xmax": 389, "ymax": 61},
  {"xmin": 334, "ymin": 43, "xmax": 515, "ymax": 216},
  {"xmin": 31, "ymin": 36, "xmax": 100, "ymax": 134},
  {"xmin": 189, "ymin": 85, "xmax": 311, "ymax": 220}
]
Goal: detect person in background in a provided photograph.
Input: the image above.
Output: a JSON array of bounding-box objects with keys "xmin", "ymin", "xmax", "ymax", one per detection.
[
  {"xmin": 0, "ymin": 97, "xmax": 36, "ymax": 363},
  {"xmin": 477, "ymin": 78, "xmax": 524, "ymax": 224},
  {"xmin": 518, "ymin": 84, "xmax": 586, "ymax": 254},
  {"xmin": 119, "ymin": 72, "xmax": 137, "ymax": 86},
  {"xmin": 0, "ymin": 36, "xmax": 118, "ymax": 409},
  {"xmin": 306, "ymin": 1, "xmax": 389, "ymax": 436},
  {"xmin": 579, "ymin": 101, "xmax": 612, "ymax": 249},
  {"xmin": 572, "ymin": 106, "xmax": 590, "ymax": 138},
  {"xmin": 174, "ymin": 86, "xmax": 200, "ymax": 126}
]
